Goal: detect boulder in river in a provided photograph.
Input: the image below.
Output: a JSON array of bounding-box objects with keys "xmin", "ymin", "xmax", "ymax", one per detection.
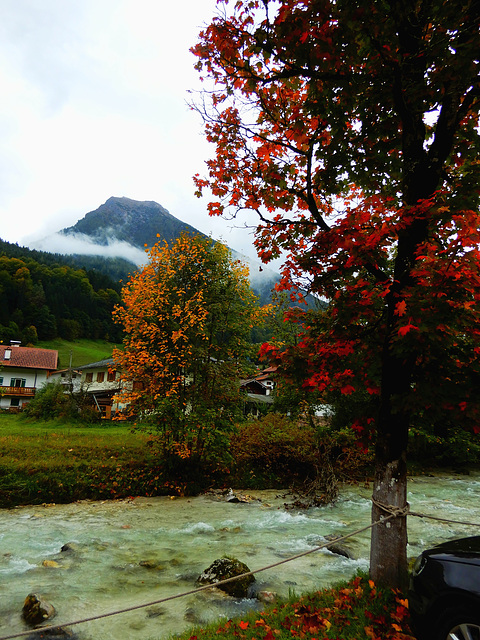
[
  {"xmin": 197, "ymin": 557, "xmax": 255, "ymax": 598},
  {"xmin": 22, "ymin": 593, "xmax": 56, "ymax": 626},
  {"xmin": 324, "ymin": 534, "xmax": 355, "ymax": 559},
  {"xmin": 25, "ymin": 628, "xmax": 78, "ymax": 639}
]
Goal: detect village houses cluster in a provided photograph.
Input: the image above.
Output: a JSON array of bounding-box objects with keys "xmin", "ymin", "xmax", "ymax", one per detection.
[{"xmin": 0, "ymin": 341, "xmax": 277, "ymax": 417}]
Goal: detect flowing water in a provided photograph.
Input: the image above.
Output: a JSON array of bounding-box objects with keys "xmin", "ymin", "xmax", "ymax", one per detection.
[{"xmin": 1, "ymin": 473, "xmax": 480, "ymax": 640}]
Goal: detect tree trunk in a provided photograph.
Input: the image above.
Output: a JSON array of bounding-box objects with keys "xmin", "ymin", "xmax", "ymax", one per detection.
[
  {"xmin": 369, "ymin": 321, "xmax": 410, "ymax": 588},
  {"xmin": 369, "ymin": 234, "xmax": 417, "ymax": 589},
  {"xmin": 370, "ymin": 423, "xmax": 409, "ymax": 589}
]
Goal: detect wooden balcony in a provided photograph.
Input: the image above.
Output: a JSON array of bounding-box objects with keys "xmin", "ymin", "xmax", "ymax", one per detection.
[{"xmin": 0, "ymin": 386, "xmax": 36, "ymax": 397}]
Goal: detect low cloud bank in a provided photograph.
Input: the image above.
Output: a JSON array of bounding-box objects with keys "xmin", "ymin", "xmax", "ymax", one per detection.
[{"xmin": 30, "ymin": 232, "xmax": 147, "ymax": 266}]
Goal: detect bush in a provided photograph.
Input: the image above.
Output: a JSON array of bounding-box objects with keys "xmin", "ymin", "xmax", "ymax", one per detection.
[
  {"xmin": 230, "ymin": 414, "xmax": 373, "ymax": 490},
  {"xmin": 23, "ymin": 382, "xmax": 76, "ymax": 419}
]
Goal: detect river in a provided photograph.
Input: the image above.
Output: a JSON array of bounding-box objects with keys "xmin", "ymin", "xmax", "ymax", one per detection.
[{"xmin": 1, "ymin": 473, "xmax": 479, "ymax": 640}]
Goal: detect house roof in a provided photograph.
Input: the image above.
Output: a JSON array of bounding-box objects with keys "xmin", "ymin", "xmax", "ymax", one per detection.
[
  {"xmin": 0, "ymin": 345, "xmax": 58, "ymax": 370},
  {"xmin": 79, "ymin": 357, "xmax": 115, "ymax": 370},
  {"xmin": 245, "ymin": 393, "xmax": 274, "ymax": 404},
  {"xmin": 261, "ymin": 366, "xmax": 278, "ymax": 374},
  {"xmin": 240, "ymin": 378, "xmax": 269, "ymax": 389}
]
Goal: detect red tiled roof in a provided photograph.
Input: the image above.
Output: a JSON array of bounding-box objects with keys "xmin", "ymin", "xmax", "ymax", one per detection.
[{"xmin": 0, "ymin": 345, "xmax": 58, "ymax": 370}]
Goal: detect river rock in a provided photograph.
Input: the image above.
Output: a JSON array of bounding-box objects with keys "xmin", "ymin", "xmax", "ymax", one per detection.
[
  {"xmin": 257, "ymin": 590, "xmax": 277, "ymax": 604},
  {"xmin": 60, "ymin": 542, "xmax": 80, "ymax": 553},
  {"xmin": 22, "ymin": 593, "xmax": 56, "ymax": 626},
  {"xmin": 326, "ymin": 542, "xmax": 354, "ymax": 559},
  {"xmin": 324, "ymin": 535, "xmax": 355, "ymax": 559},
  {"xmin": 42, "ymin": 560, "xmax": 61, "ymax": 568},
  {"xmin": 25, "ymin": 628, "xmax": 78, "ymax": 639},
  {"xmin": 197, "ymin": 557, "xmax": 255, "ymax": 598}
]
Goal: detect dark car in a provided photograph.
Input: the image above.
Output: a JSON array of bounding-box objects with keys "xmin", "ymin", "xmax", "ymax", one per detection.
[{"xmin": 409, "ymin": 535, "xmax": 480, "ymax": 640}]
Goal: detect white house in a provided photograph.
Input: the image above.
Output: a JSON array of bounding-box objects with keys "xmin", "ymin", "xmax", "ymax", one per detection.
[
  {"xmin": 47, "ymin": 368, "xmax": 82, "ymax": 393},
  {"xmin": 77, "ymin": 357, "xmax": 126, "ymax": 418},
  {"xmin": 0, "ymin": 342, "xmax": 58, "ymax": 410}
]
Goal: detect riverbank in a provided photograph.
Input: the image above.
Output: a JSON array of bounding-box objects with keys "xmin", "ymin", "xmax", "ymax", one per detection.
[
  {"xmin": 0, "ymin": 413, "xmax": 162, "ymax": 507},
  {"xmin": 172, "ymin": 573, "xmax": 414, "ymax": 640},
  {"xmin": 0, "ymin": 413, "xmax": 373, "ymax": 507}
]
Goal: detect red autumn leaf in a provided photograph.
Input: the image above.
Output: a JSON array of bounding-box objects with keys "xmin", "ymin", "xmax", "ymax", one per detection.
[
  {"xmin": 395, "ymin": 300, "xmax": 407, "ymax": 316},
  {"xmin": 397, "ymin": 322, "xmax": 419, "ymax": 337},
  {"xmin": 341, "ymin": 384, "xmax": 356, "ymax": 395}
]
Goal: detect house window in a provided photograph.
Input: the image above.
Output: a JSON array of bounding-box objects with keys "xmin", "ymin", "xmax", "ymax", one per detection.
[
  {"xmin": 0, "ymin": 377, "xmax": 3, "ymax": 385},
  {"xmin": 107, "ymin": 370, "xmax": 116, "ymax": 382},
  {"xmin": 85, "ymin": 372, "xmax": 93, "ymax": 383},
  {"xmin": 10, "ymin": 398, "xmax": 20, "ymax": 407},
  {"xmin": 97, "ymin": 372, "xmax": 105, "ymax": 383},
  {"xmin": 10, "ymin": 378, "xmax": 26, "ymax": 388}
]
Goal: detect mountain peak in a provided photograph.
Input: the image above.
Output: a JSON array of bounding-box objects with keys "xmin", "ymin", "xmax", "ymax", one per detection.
[{"xmin": 61, "ymin": 197, "xmax": 203, "ymax": 249}]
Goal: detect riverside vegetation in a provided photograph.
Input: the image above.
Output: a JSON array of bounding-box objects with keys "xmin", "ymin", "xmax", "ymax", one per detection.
[
  {"xmin": 0, "ymin": 410, "xmax": 372, "ymax": 508},
  {"xmin": 171, "ymin": 573, "xmax": 414, "ymax": 640},
  {"xmin": 2, "ymin": 396, "xmax": 479, "ymax": 508}
]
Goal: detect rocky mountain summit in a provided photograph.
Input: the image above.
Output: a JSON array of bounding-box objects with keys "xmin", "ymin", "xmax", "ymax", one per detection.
[{"xmin": 60, "ymin": 196, "xmax": 205, "ymax": 249}]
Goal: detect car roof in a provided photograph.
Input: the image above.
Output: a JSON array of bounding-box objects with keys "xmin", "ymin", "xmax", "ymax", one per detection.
[{"xmin": 425, "ymin": 536, "xmax": 480, "ymax": 560}]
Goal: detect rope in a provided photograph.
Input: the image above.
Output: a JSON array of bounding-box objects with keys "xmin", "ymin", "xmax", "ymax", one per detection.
[
  {"xmin": 2, "ymin": 502, "xmax": 479, "ymax": 640},
  {"xmin": 408, "ymin": 510, "xmax": 480, "ymax": 527},
  {"xmin": 373, "ymin": 497, "xmax": 480, "ymax": 527},
  {"xmin": 371, "ymin": 498, "xmax": 410, "ymax": 518}
]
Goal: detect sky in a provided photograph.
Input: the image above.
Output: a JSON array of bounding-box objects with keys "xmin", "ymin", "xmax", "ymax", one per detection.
[{"xmin": 0, "ymin": 0, "xmax": 262, "ymax": 262}]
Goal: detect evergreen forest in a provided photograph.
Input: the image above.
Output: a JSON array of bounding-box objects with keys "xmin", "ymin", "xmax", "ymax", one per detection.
[{"xmin": 0, "ymin": 238, "xmax": 125, "ymax": 346}]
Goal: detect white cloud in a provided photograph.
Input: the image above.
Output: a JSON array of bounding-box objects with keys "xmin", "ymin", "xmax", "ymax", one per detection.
[{"xmin": 31, "ymin": 231, "xmax": 148, "ymax": 266}]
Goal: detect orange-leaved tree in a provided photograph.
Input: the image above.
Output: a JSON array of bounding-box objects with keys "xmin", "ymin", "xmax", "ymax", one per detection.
[
  {"xmin": 192, "ymin": 0, "xmax": 480, "ymax": 587},
  {"xmin": 113, "ymin": 233, "xmax": 260, "ymax": 476}
]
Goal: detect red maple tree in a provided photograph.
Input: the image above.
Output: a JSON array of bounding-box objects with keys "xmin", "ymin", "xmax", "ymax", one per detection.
[{"xmin": 192, "ymin": 0, "xmax": 480, "ymax": 587}]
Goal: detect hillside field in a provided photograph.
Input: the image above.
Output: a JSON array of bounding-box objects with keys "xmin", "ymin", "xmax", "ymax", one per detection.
[{"xmin": 36, "ymin": 338, "xmax": 118, "ymax": 368}]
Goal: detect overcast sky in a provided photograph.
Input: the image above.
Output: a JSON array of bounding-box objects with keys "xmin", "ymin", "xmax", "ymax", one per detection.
[{"xmin": 0, "ymin": 0, "xmax": 262, "ymax": 261}]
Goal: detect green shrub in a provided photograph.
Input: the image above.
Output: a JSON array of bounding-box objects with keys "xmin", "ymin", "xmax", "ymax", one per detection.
[{"xmin": 24, "ymin": 382, "xmax": 76, "ymax": 419}]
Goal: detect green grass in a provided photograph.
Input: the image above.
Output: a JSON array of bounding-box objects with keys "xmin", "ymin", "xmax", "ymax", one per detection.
[
  {"xmin": 0, "ymin": 412, "xmax": 165, "ymax": 507},
  {"xmin": 36, "ymin": 338, "xmax": 119, "ymax": 368},
  {"xmin": 166, "ymin": 574, "xmax": 414, "ymax": 640}
]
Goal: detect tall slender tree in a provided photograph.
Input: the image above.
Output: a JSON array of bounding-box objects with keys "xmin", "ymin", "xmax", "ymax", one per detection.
[{"xmin": 192, "ymin": 0, "xmax": 480, "ymax": 587}]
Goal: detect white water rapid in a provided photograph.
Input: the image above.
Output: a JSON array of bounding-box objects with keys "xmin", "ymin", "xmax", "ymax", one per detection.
[{"xmin": 1, "ymin": 473, "xmax": 479, "ymax": 640}]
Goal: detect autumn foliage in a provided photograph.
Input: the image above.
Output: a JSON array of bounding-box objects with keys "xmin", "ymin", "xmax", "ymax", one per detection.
[
  {"xmin": 192, "ymin": 0, "xmax": 480, "ymax": 586},
  {"xmin": 113, "ymin": 234, "xmax": 260, "ymax": 473}
]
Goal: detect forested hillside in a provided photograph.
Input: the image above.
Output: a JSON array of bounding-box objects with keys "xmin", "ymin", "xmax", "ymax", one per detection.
[{"xmin": 0, "ymin": 239, "xmax": 124, "ymax": 345}]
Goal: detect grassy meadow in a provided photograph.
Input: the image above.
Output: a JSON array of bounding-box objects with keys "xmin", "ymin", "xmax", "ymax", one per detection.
[{"xmin": 0, "ymin": 412, "xmax": 165, "ymax": 507}]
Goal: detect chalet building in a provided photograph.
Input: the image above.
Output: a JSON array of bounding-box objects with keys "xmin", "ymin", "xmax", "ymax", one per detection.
[
  {"xmin": 0, "ymin": 342, "xmax": 58, "ymax": 410},
  {"xmin": 47, "ymin": 368, "xmax": 82, "ymax": 393},
  {"xmin": 77, "ymin": 357, "xmax": 125, "ymax": 418},
  {"xmin": 240, "ymin": 366, "xmax": 277, "ymax": 414}
]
